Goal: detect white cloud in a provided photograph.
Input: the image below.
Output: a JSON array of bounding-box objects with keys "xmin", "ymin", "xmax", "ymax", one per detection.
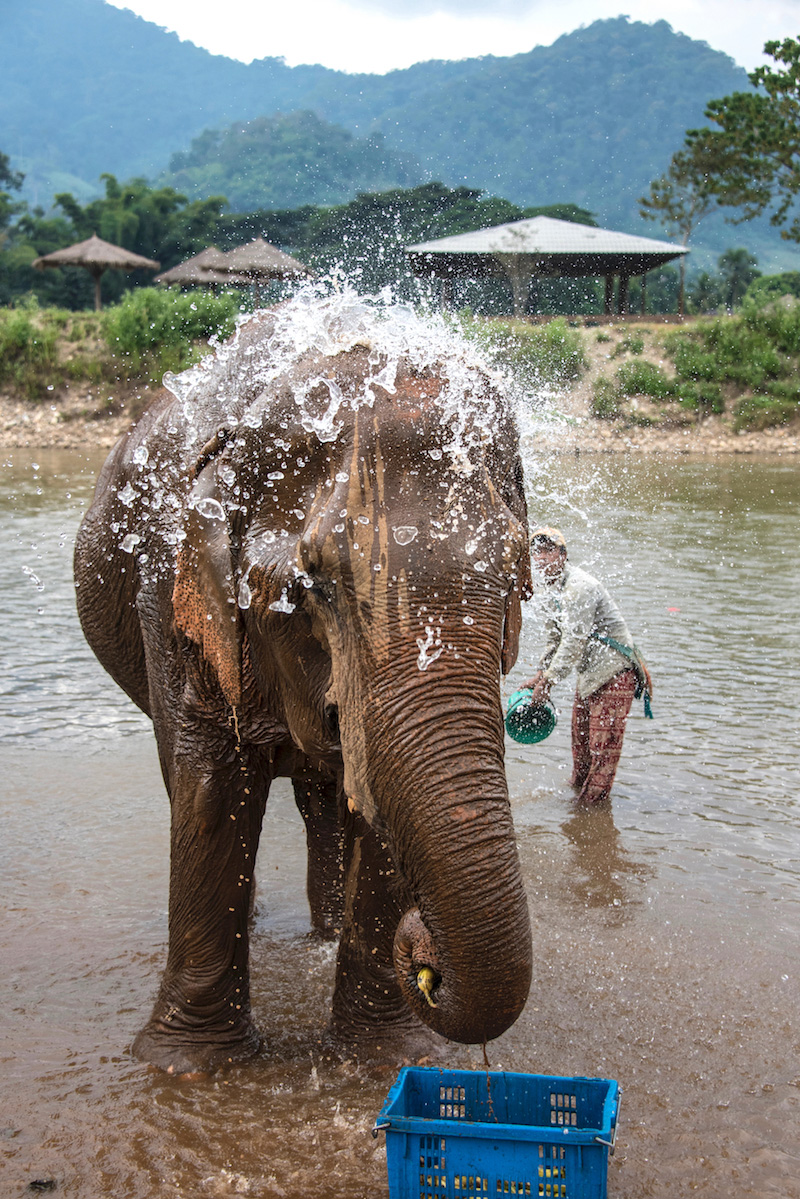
[{"xmin": 106, "ymin": 0, "xmax": 800, "ymax": 74}]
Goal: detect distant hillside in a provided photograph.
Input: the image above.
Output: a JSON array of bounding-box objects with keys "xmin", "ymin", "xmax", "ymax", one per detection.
[
  {"xmin": 3, "ymin": 0, "xmax": 787, "ymax": 263},
  {"xmin": 164, "ymin": 111, "xmax": 422, "ymax": 211}
]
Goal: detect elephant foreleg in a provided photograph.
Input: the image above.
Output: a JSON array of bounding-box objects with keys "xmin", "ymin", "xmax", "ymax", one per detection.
[
  {"xmin": 132, "ymin": 746, "xmax": 267, "ymax": 1074},
  {"xmin": 292, "ymin": 772, "xmax": 344, "ymax": 940},
  {"xmin": 328, "ymin": 810, "xmax": 422, "ymax": 1049}
]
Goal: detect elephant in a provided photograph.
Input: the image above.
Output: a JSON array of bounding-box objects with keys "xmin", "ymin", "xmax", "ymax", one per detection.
[{"xmin": 74, "ymin": 292, "xmax": 534, "ymax": 1074}]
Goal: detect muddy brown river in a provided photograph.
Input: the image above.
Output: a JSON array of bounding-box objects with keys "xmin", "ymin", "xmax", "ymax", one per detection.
[{"xmin": 1, "ymin": 446, "xmax": 798, "ymax": 1198}]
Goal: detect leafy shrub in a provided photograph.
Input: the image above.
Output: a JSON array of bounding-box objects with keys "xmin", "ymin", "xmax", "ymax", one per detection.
[
  {"xmin": 665, "ymin": 333, "xmax": 721, "ymax": 382},
  {"xmin": 675, "ymin": 380, "xmax": 724, "ymax": 414},
  {"xmin": 615, "ymin": 359, "xmax": 675, "ymax": 400},
  {"xmin": 662, "ymin": 306, "xmax": 800, "ymax": 427},
  {"xmin": 103, "ymin": 287, "xmax": 240, "ymax": 380},
  {"xmin": 733, "ymin": 394, "xmax": 799, "ymax": 431},
  {"xmin": 591, "ymin": 376, "xmax": 621, "ymax": 419},
  {"xmin": 459, "ymin": 314, "xmax": 587, "ymax": 390},
  {"xmin": 0, "ymin": 302, "xmax": 59, "ymax": 399},
  {"xmin": 595, "ymin": 330, "xmax": 612, "ymax": 343},
  {"xmin": 743, "ymin": 272, "xmax": 800, "ymax": 308},
  {"xmin": 610, "ymin": 331, "xmax": 645, "ymax": 357}
]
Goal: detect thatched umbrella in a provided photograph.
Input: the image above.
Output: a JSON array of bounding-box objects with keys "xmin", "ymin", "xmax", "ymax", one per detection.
[
  {"xmin": 213, "ymin": 238, "xmax": 311, "ymax": 303},
  {"xmin": 154, "ymin": 246, "xmax": 243, "ymax": 287},
  {"xmin": 33, "ymin": 233, "xmax": 160, "ymax": 310},
  {"xmin": 217, "ymin": 237, "xmax": 310, "ymax": 280}
]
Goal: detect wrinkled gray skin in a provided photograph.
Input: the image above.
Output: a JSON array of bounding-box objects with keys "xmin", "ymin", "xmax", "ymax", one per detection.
[{"xmin": 74, "ymin": 307, "xmax": 533, "ymax": 1074}]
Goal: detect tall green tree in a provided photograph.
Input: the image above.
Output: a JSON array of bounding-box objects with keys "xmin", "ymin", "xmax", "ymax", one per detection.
[
  {"xmin": 684, "ymin": 37, "xmax": 800, "ymax": 241},
  {"xmin": 0, "ymin": 150, "xmax": 25, "ymax": 238},
  {"xmin": 639, "ymin": 147, "xmax": 716, "ymax": 313},
  {"xmin": 717, "ymin": 247, "xmax": 761, "ymax": 308}
]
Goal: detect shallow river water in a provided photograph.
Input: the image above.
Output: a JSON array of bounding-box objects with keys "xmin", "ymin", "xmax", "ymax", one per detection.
[{"xmin": 1, "ymin": 445, "xmax": 798, "ymax": 1198}]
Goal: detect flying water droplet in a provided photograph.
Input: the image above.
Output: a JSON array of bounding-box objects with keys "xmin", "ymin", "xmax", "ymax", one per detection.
[
  {"xmin": 416, "ymin": 625, "xmax": 444, "ymax": 671},
  {"xmin": 193, "ymin": 497, "xmax": 227, "ymax": 521},
  {"xmin": 121, "ymin": 533, "xmax": 141, "ymax": 553},
  {"xmin": 118, "ymin": 482, "xmax": 138, "ymax": 507},
  {"xmin": 393, "ymin": 526, "xmax": 418, "ymax": 546},
  {"xmin": 21, "ymin": 566, "xmax": 45, "ymax": 591},
  {"xmin": 269, "ymin": 590, "xmax": 296, "ymax": 614},
  {"xmin": 238, "ymin": 578, "xmax": 252, "ymax": 610}
]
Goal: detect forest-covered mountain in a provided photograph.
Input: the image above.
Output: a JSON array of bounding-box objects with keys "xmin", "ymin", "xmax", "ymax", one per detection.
[
  {"xmin": 164, "ymin": 111, "xmax": 423, "ymax": 211},
  {"xmin": 4, "ymin": 2, "xmax": 747, "ymax": 218},
  {"xmin": 3, "ymin": 0, "xmax": 793, "ymax": 266}
]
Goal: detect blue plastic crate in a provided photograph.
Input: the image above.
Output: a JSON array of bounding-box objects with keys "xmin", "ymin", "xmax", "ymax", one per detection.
[{"xmin": 374, "ymin": 1067, "xmax": 619, "ymax": 1199}]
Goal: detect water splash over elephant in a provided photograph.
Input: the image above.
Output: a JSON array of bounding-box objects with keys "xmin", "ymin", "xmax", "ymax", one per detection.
[{"xmin": 74, "ymin": 289, "xmax": 534, "ymax": 1073}]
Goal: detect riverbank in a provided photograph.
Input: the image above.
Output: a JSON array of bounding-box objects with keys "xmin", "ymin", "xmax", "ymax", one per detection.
[{"xmin": 1, "ymin": 319, "xmax": 798, "ymax": 454}]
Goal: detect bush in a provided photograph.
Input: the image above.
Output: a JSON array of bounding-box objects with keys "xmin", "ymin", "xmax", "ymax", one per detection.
[
  {"xmin": 675, "ymin": 380, "xmax": 724, "ymax": 414},
  {"xmin": 458, "ymin": 314, "xmax": 587, "ymax": 391},
  {"xmin": 610, "ymin": 331, "xmax": 645, "ymax": 357},
  {"xmin": 0, "ymin": 302, "xmax": 59, "ymax": 399},
  {"xmin": 733, "ymin": 394, "xmax": 799, "ymax": 431},
  {"xmin": 103, "ymin": 287, "xmax": 240, "ymax": 380},
  {"xmin": 615, "ymin": 359, "xmax": 675, "ymax": 400},
  {"xmin": 743, "ymin": 272, "xmax": 800, "ymax": 308},
  {"xmin": 591, "ymin": 376, "xmax": 621, "ymax": 419}
]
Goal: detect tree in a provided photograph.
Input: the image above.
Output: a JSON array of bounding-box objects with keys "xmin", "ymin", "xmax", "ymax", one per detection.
[
  {"xmin": 686, "ymin": 248, "xmax": 760, "ymax": 314},
  {"xmin": 717, "ymin": 247, "xmax": 760, "ymax": 308},
  {"xmin": 0, "ymin": 150, "xmax": 25, "ymax": 237},
  {"xmin": 639, "ymin": 147, "xmax": 715, "ymax": 314},
  {"xmin": 685, "ymin": 37, "xmax": 800, "ymax": 241}
]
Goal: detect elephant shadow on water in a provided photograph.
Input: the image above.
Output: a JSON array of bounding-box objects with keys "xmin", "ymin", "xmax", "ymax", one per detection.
[{"xmin": 74, "ymin": 291, "xmax": 535, "ymax": 1075}]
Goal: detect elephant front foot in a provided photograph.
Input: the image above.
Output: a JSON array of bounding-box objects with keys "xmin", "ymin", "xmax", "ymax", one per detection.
[
  {"xmin": 325, "ymin": 1008, "xmax": 445, "ymax": 1065},
  {"xmin": 327, "ymin": 966, "xmax": 444, "ymax": 1062},
  {"xmin": 131, "ymin": 1008, "xmax": 261, "ymax": 1075}
]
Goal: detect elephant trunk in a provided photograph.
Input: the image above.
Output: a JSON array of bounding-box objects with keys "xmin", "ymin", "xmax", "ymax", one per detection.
[{"xmin": 366, "ymin": 673, "xmax": 533, "ymax": 1044}]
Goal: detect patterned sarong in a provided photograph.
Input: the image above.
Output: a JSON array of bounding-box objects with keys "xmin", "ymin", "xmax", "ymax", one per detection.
[{"xmin": 570, "ymin": 668, "xmax": 637, "ymax": 804}]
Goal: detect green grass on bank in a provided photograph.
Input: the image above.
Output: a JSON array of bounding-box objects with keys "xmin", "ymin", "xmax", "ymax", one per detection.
[
  {"xmin": 4, "ymin": 292, "xmax": 799, "ymax": 434},
  {"xmin": 1, "ymin": 296, "xmax": 589, "ymax": 407},
  {"xmin": 458, "ymin": 313, "xmax": 587, "ymax": 391},
  {"xmin": 591, "ymin": 300, "xmax": 800, "ymax": 431},
  {"xmin": 0, "ymin": 289, "xmax": 240, "ymax": 402}
]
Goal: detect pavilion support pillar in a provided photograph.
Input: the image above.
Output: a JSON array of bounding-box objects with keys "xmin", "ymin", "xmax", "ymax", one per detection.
[
  {"xmin": 495, "ymin": 253, "xmax": 536, "ymax": 317},
  {"xmin": 640, "ymin": 273, "xmax": 647, "ymax": 315},
  {"xmin": 440, "ymin": 277, "xmax": 454, "ymax": 309},
  {"xmin": 604, "ymin": 275, "xmax": 614, "ymax": 315},
  {"xmin": 617, "ymin": 274, "xmax": 629, "ymax": 315}
]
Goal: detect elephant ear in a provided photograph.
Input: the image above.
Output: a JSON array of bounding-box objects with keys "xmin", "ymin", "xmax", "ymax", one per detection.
[
  {"xmin": 501, "ymin": 542, "xmax": 533, "ymax": 676},
  {"xmin": 173, "ymin": 485, "xmax": 242, "ymax": 708},
  {"xmin": 501, "ymin": 585, "xmax": 522, "ymax": 676}
]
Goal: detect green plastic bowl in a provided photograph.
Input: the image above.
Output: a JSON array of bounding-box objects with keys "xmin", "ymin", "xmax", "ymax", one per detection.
[{"xmin": 505, "ymin": 689, "xmax": 558, "ymax": 745}]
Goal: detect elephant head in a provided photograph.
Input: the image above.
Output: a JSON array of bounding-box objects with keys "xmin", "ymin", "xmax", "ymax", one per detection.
[{"xmin": 169, "ymin": 299, "xmax": 534, "ymax": 1047}]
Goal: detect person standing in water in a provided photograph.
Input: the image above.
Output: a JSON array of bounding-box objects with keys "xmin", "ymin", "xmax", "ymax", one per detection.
[{"xmin": 522, "ymin": 527, "xmax": 652, "ymax": 804}]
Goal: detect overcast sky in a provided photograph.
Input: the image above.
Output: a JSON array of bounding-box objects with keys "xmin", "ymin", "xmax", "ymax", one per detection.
[{"xmin": 106, "ymin": 0, "xmax": 800, "ymax": 74}]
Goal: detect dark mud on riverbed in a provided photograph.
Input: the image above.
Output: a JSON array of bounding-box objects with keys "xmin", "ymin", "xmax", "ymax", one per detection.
[{"xmin": 1, "ymin": 449, "xmax": 799, "ymax": 1197}]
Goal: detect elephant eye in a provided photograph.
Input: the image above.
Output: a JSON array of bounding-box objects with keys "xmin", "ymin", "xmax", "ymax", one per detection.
[{"xmin": 307, "ymin": 578, "xmax": 335, "ymax": 603}]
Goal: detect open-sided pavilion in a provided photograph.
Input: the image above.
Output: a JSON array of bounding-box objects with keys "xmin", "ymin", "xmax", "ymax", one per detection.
[{"xmin": 406, "ymin": 215, "xmax": 688, "ymax": 316}]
